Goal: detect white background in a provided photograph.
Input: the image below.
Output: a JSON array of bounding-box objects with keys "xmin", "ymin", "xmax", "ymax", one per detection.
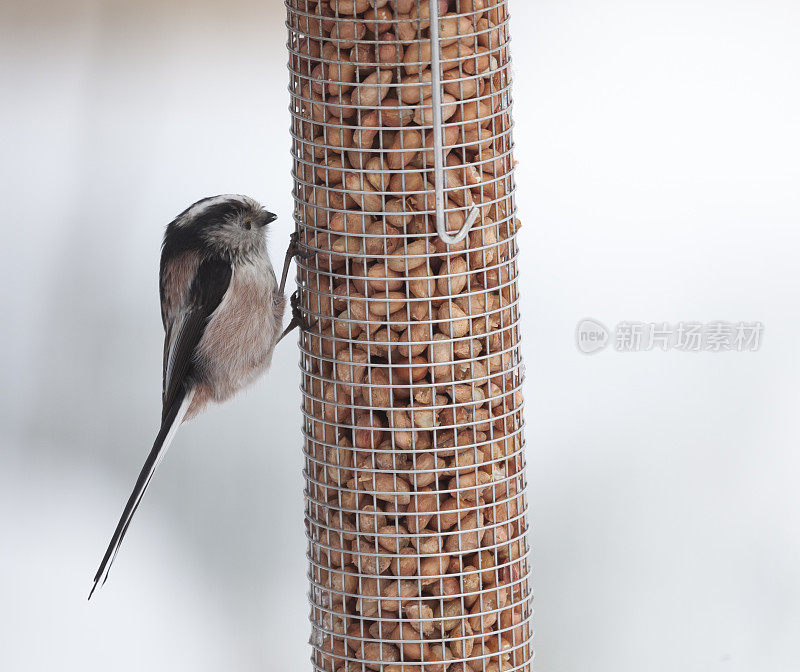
[{"xmin": 1, "ymin": 1, "xmax": 799, "ymax": 670}]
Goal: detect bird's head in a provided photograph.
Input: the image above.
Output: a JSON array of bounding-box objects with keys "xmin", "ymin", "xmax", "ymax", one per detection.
[{"xmin": 174, "ymin": 195, "xmax": 277, "ymax": 259}]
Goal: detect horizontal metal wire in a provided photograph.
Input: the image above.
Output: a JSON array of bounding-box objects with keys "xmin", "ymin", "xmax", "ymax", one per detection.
[
  {"xmin": 286, "ymin": 29, "xmax": 511, "ymax": 51},
  {"xmin": 295, "ymin": 264, "xmax": 518, "ymax": 296},
  {"xmin": 302, "ymin": 479, "xmax": 527, "ymax": 517},
  {"xmin": 299, "ymin": 406, "xmax": 525, "ymax": 441},
  {"xmin": 306, "ymin": 555, "xmax": 531, "ymax": 596},
  {"xmin": 285, "ymin": 4, "xmax": 510, "ymax": 24},
  {"xmin": 289, "ymin": 116, "xmax": 516, "ymax": 148},
  {"xmin": 297, "ymin": 337, "xmax": 522, "ymax": 370},
  {"xmin": 288, "ymin": 60, "xmax": 512, "ymax": 86},
  {"xmin": 288, "ymin": 121, "xmax": 515, "ymax": 150},
  {"xmin": 290, "ymin": 173, "xmax": 514, "ymax": 204},
  {"xmin": 306, "ymin": 588, "xmax": 533, "ymax": 633},
  {"xmin": 304, "ymin": 506, "xmax": 529, "ymax": 544},
  {"xmin": 307, "ymin": 612, "xmax": 532, "ymax": 652},
  {"xmin": 286, "ymin": 51, "xmax": 511, "ymax": 79},
  {"xmin": 306, "ymin": 518, "xmax": 529, "ymax": 548},
  {"xmin": 307, "ymin": 620, "xmax": 533, "ymax": 654},
  {"xmin": 306, "ymin": 628, "xmax": 533, "ymax": 669},
  {"xmin": 306, "ymin": 595, "xmax": 533, "ymax": 635},
  {"xmin": 307, "ymin": 640, "xmax": 533, "ymax": 672}
]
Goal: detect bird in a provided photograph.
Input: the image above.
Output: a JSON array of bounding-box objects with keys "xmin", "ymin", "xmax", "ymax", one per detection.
[{"xmin": 89, "ymin": 194, "xmax": 308, "ymax": 599}]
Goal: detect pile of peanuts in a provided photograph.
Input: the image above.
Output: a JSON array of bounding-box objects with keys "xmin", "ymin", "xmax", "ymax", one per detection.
[{"xmin": 287, "ymin": 1, "xmax": 531, "ymax": 670}]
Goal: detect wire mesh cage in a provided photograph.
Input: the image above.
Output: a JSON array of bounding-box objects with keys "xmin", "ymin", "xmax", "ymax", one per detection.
[{"xmin": 285, "ymin": 1, "xmax": 531, "ymax": 670}]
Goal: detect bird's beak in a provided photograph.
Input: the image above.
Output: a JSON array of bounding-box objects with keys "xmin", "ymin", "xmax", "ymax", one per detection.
[{"xmin": 260, "ymin": 211, "xmax": 278, "ymax": 227}]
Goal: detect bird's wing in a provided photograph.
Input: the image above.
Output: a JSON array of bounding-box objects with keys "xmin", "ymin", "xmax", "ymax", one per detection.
[
  {"xmin": 161, "ymin": 255, "xmax": 232, "ymax": 419},
  {"xmin": 90, "ymin": 255, "xmax": 231, "ymax": 599}
]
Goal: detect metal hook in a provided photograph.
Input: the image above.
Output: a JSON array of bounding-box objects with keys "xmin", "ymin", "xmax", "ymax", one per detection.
[{"xmin": 428, "ymin": 0, "xmax": 479, "ymax": 245}]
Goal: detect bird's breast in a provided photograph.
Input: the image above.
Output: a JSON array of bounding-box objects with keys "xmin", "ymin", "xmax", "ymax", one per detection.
[{"xmin": 194, "ymin": 259, "xmax": 282, "ymax": 400}]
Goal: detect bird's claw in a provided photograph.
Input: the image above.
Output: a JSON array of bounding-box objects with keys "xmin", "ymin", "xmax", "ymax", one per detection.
[
  {"xmin": 278, "ymin": 290, "xmax": 316, "ymax": 344},
  {"xmin": 279, "ymin": 232, "xmax": 316, "ymax": 297},
  {"xmin": 289, "ymin": 231, "xmax": 315, "ymax": 260},
  {"xmin": 291, "ymin": 290, "xmax": 315, "ymax": 332}
]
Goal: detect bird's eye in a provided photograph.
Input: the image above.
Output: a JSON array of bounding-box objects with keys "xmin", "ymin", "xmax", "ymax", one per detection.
[{"xmin": 244, "ymin": 220, "xmax": 252, "ymax": 230}]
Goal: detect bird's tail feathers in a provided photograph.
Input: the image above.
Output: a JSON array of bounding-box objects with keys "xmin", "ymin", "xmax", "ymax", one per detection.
[{"xmin": 88, "ymin": 388, "xmax": 195, "ymax": 599}]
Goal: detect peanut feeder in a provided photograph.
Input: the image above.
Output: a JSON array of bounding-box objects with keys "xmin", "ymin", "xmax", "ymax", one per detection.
[{"xmin": 286, "ymin": 1, "xmax": 531, "ymax": 670}]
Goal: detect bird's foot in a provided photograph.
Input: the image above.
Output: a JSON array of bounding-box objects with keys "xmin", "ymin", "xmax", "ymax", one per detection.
[
  {"xmin": 278, "ymin": 290, "xmax": 317, "ymax": 344},
  {"xmin": 289, "ymin": 231, "xmax": 315, "ymax": 260},
  {"xmin": 279, "ymin": 232, "xmax": 316, "ymax": 296},
  {"xmin": 290, "ymin": 290, "xmax": 315, "ymax": 331}
]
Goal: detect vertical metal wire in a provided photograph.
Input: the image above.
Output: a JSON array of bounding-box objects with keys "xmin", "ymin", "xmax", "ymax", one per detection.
[
  {"xmin": 286, "ymin": 1, "xmax": 531, "ymax": 670},
  {"xmin": 427, "ymin": 0, "xmax": 479, "ymax": 245}
]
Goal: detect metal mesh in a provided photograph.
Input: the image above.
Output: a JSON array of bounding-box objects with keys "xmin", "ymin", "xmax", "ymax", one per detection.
[{"xmin": 286, "ymin": 1, "xmax": 531, "ymax": 670}]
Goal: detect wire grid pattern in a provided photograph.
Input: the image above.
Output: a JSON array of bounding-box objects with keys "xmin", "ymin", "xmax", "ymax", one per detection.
[{"xmin": 286, "ymin": 1, "xmax": 531, "ymax": 671}]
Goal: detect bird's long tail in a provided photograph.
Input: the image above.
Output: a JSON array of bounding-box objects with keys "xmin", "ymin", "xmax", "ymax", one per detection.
[{"xmin": 89, "ymin": 388, "xmax": 195, "ymax": 599}]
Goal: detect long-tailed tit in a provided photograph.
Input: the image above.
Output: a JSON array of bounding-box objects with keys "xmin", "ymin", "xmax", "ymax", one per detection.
[{"xmin": 89, "ymin": 194, "xmax": 307, "ymax": 598}]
